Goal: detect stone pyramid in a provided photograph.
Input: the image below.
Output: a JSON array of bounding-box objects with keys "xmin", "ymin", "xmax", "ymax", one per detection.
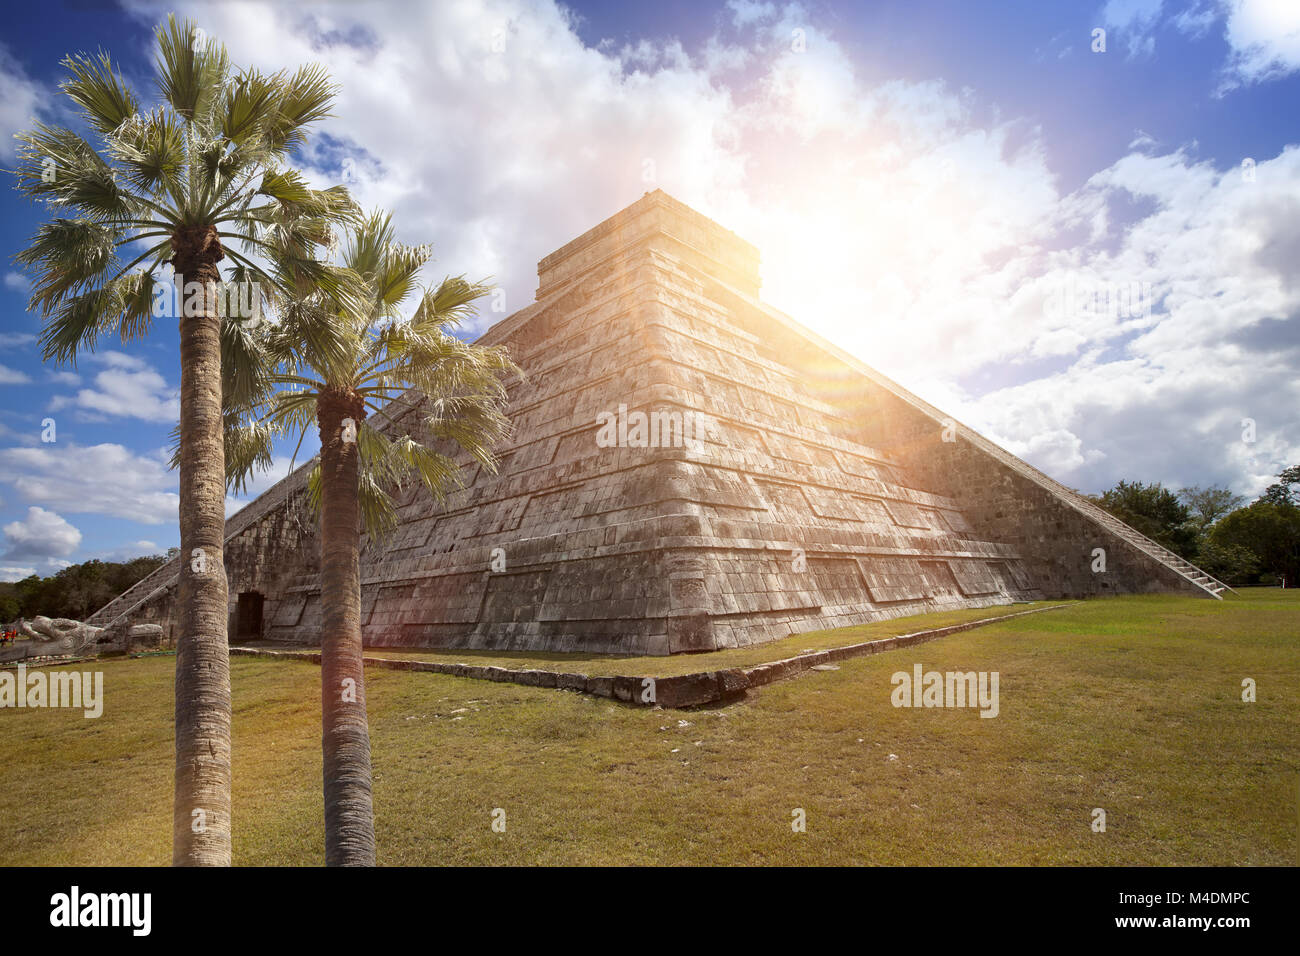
[{"xmin": 89, "ymin": 191, "xmax": 1228, "ymax": 655}]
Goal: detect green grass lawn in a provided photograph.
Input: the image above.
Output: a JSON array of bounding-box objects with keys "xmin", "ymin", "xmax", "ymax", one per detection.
[{"xmin": 2, "ymin": 590, "xmax": 1296, "ymax": 865}]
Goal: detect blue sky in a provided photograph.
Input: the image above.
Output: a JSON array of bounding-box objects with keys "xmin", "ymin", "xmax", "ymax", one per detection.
[{"xmin": 1, "ymin": 0, "xmax": 1298, "ymax": 580}]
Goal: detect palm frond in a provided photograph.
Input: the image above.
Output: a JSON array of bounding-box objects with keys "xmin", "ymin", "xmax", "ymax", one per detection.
[
  {"xmin": 257, "ymin": 167, "xmax": 314, "ymax": 206},
  {"xmin": 59, "ymin": 51, "xmax": 139, "ymax": 137},
  {"xmin": 222, "ymin": 417, "xmax": 277, "ymax": 495},
  {"xmin": 221, "ymin": 68, "xmax": 279, "ymax": 145},
  {"xmin": 220, "ymin": 311, "xmax": 271, "ymax": 412},
  {"xmin": 16, "ymin": 217, "xmax": 118, "ymax": 313},
  {"xmin": 14, "ymin": 124, "xmax": 142, "ymax": 222},
  {"xmin": 153, "ymin": 14, "xmax": 229, "ymax": 124},
  {"xmin": 38, "ymin": 270, "xmax": 156, "ymax": 364},
  {"xmin": 413, "ymin": 275, "xmax": 494, "ymax": 329},
  {"xmin": 303, "ymin": 461, "xmax": 397, "ymax": 538},
  {"xmin": 265, "ymin": 63, "xmax": 337, "ymax": 154},
  {"xmin": 109, "ymin": 107, "xmax": 186, "ymax": 195},
  {"xmin": 422, "ymin": 396, "xmax": 512, "ymax": 471}
]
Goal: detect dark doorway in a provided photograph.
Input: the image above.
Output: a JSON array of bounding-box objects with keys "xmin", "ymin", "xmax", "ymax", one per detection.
[{"xmin": 236, "ymin": 591, "xmax": 264, "ymax": 642}]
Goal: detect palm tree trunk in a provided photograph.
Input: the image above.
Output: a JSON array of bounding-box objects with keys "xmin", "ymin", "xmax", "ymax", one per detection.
[
  {"xmin": 171, "ymin": 226, "xmax": 232, "ymax": 866},
  {"xmin": 317, "ymin": 388, "xmax": 376, "ymax": 866}
]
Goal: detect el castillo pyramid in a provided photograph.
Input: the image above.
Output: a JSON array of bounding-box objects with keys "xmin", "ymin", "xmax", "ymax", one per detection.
[{"xmin": 88, "ymin": 190, "xmax": 1228, "ymax": 655}]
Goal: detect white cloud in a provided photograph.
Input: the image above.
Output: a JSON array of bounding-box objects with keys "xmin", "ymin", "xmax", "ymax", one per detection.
[
  {"xmin": 959, "ymin": 145, "xmax": 1300, "ymax": 496},
  {"xmin": 94, "ymin": 539, "xmax": 164, "ymax": 562},
  {"xmin": 0, "ymin": 332, "xmax": 36, "ymax": 348},
  {"xmin": 0, "ymin": 364, "xmax": 32, "ymax": 385},
  {"xmin": 1117, "ymin": 0, "xmax": 1300, "ymax": 91},
  {"xmin": 1216, "ymin": 0, "xmax": 1300, "ymax": 90},
  {"xmin": 0, "ymin": 565, "xmax": 37, "ymax": 583},
  {"xmin": 0, "ymin": 553, "xmax": 73, "ymax": 582},
  {"xmin": 1101, "ymin": 0, "xmax": 1166, "ymax": 58},
  {"xmin": 0, "ymin": 418, "xmax": 35, "ymax": 446},
  {"xmin": 0, "ymin": 44, "xmax": 48, "ymax": 164},
  {"xmin": 3, "ymin": 272, "xmax": 28, "ymax": 292},
  {"xmin": 2, "ymin": 506, "xmax": 82, "ymax": 561},
  {"xmin": 727, "ymin": 0, "xmax": 777, "ymax": 28},
  {"xmin": 0, "ymin": 442, "xmax": 179, "ymax": 524},
  {"xmin": 1128, "ymin": 129, "xmax": 1159, "ymax": 151},
  {"xmin": 1097, "ymin": 1, "xmax": 1300, "ymax": 89},
  {"xmin": 53, "ymin": 350, "xmax": 180, "ymax": 423}
]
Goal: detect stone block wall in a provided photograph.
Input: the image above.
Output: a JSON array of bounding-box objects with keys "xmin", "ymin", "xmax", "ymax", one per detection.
[{"xmin": 87, "ymin": 189, "xmax": 1216, "ymax": 656}]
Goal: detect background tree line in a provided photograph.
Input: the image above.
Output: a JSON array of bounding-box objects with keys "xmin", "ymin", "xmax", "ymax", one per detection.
[
  {"xmin": 0, "ymin": 551, "xmax": 175, "ymax": 624},
  {"xmin": 1088, "ymin": 465, "xmax": 1300, "ymax": 587}
]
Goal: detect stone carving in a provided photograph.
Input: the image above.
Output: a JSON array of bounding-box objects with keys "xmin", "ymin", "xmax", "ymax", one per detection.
[
  {"xmin": 84, "ymin": 190, "xmax": 1228, "ymax": 655},
  {"xmin": 0, "ymin": 615, "xmax": 164, "ymax": 663}
]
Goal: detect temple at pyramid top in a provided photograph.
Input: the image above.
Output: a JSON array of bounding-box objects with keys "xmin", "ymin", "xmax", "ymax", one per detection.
[
  {"xmin": 88, "ymin": 191, "xmax": 1230, "ymax": 656},
  {"xmin": 536, "ymin": 190, "xmax": 761, "ymax": 299}
]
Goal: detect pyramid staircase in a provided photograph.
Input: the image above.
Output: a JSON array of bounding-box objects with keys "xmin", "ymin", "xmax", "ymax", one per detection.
[{"xmin": 1073, "ymin": 500, "xmax": 1232, "ymax": 598}]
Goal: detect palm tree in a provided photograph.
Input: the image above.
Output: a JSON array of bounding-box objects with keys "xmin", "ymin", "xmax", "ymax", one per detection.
[
  {"xmin": 13, "ymin": 15, "xmax": 356, "ymax": 865},
  {"xmin": 229, "ymin": 212, "xmax": 518, "ymax": 865}
]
